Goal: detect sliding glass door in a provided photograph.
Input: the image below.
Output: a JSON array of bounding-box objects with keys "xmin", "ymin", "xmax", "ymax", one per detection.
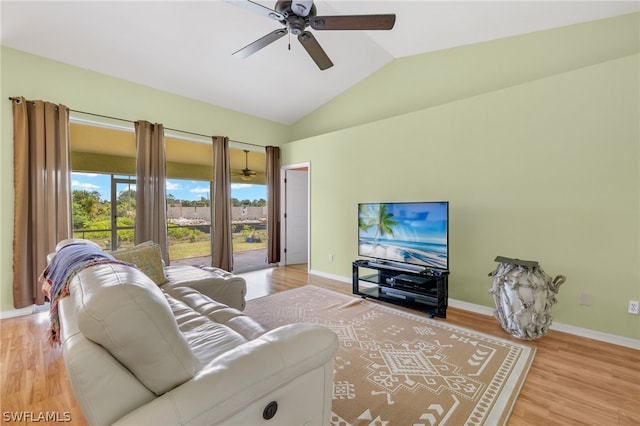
[
  {"xmin": 166, "ymin": 178, "xmax": 212, "ymax": 263},
  {"xmin": 111, "ymin": 176, "xmax": 136, "ymax": 250},
  {"xmin": 231, "ymin": 183, "xmax": 268, "ymax": 271}
]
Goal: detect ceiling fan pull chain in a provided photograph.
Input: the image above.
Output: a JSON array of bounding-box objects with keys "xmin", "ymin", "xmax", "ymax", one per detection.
[{"xmin": 288, "ymin": 32, "xmax": 291, "ymax": 51}]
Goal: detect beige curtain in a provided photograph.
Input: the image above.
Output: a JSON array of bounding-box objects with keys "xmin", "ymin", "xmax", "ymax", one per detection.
[
  {"xmin": 266, "ymin": 146, "xmax": 281, "ymax": 264},
  {"xmin": 11, "ymin": 97, "xmax": 72, "ymax": 308},
  {"xmin": 211, "ymin": 136, "xmax": 233, "ymax": 271},
  {"xmin": 134, "ymin": 121, "xmax": 169, "ymax": 264}
]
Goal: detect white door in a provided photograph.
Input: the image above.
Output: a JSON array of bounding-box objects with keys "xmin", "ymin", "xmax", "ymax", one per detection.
[{"xmin": 284, "ymin": 169, "xmax": 308, "ymax": 265}]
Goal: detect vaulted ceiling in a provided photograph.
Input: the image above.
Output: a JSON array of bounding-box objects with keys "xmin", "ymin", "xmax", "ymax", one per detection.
[{"xmin": 2, "ymin": 1, "xmax": 638, "ymax": 125}]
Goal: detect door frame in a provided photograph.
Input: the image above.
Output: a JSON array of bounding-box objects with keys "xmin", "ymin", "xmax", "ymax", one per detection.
[{"xmin": 280, "ymin": 162, "xmax": 310, "ymax": 268}]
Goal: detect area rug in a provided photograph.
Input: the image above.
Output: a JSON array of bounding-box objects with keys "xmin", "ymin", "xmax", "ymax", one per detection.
[{"xmin": 244, "ymin": 285, "xmax": 535, "ymax": 426}]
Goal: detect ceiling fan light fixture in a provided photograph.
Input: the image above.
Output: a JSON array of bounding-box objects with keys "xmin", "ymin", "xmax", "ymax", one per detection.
[
  {"xmin": 288, "ymin": 16, "xmax": 305, "ymax": 35},
  {"xmin": 291, "ymin": 0, "xmax": 313, "ymax": 17}
]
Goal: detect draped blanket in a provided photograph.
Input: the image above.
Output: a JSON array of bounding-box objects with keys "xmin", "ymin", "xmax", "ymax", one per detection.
[{"xmin": 39, "ymin": 243, "xmax": 129, "ymax": 344}]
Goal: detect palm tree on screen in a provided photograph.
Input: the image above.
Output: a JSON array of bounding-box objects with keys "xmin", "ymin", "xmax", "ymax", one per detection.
[{"xmin": 359, "ymin": 204, "xmax": 398, "ymax": 248}]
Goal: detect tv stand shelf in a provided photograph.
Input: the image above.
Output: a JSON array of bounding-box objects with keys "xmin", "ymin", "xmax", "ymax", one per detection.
[{"xmin": 352, "ymin": 259, "xmax": 449, "ymax": 318}]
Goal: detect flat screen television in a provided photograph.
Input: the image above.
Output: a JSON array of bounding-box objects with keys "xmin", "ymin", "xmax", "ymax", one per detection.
[{"xmin": 358, "ymin": 201, "xmax": 449, "ymax": 271}]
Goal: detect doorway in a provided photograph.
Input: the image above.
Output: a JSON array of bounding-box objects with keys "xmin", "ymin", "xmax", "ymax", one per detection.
[{"xmin": 281, "ymin": 163, "xmax": 309, "ymax": 266}]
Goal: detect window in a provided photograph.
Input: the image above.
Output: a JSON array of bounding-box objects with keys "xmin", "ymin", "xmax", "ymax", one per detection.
[
  {"xmin": 70, "ymin": 121, "xmax": 136, "ymax": 250},
  {"xmin": 71, "ymin": 172, "xmax": 136, "ymax": 251}
]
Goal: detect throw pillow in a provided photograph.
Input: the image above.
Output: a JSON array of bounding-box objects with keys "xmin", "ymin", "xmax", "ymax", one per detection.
[{"xmin": 111, "ymin": 241, "xmax": 168, "ymax": 285}]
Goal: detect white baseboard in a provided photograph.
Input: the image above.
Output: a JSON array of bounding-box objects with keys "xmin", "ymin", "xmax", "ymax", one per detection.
[
  {"xmin": 1, "ymin": 306, "xmax": 37, "ymax": 319},
  {"xmin": 548, "ymin": 322, "xmax": 639, "ymax": 350},
  {"xmin": 0, "ymin": 302, "xmax": 49, "ymax": 320},
  {"xmin": 309, "ymin": 268, "xmax": 351, "ymax": 284},
  {"xmin": 309, "ymin": 269, "xmax": 640, "ymax": 350},
  {"xmin": 447, "ymin": 298, "xmax": 495, "ymax": 316}
]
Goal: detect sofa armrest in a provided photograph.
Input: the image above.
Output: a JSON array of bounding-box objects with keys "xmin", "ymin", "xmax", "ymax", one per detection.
[
  {"xmin": 112, "ymin": 323, "xmax": 338, "ymax": 425},
  {"xmin": 163, "ymin": 265, "xmax": 246, "ymax": 311}
]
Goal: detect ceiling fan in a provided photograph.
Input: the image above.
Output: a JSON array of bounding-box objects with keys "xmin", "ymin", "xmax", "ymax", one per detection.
[
  {"xmin": 233, "ymin": 150, "xmax": 262, "ymax": 181},
  {"xmin": 225, "ymin": 0, "xmax": 396, "ymax": 70}
]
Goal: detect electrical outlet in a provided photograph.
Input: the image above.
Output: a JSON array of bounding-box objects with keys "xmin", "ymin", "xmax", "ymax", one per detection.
[
  {"xmin": 628, "ymin": 300, "xmax": 640, "ymax": 315},
  {"xmin": 329, "ymin": 254, "xmax": 333, "ymax": 263},
  {"xmin": 578, "ymin": 293, "xmax": 590, "ymax": 306}
]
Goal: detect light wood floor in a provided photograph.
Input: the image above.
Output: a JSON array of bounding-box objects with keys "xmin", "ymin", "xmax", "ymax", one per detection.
[{"xmin": 1, "ymin": 265, "xmax": 639, "ymax": 425}]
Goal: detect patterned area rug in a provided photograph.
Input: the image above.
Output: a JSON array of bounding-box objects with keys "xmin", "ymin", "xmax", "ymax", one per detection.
[{"xmin": 245, "ymin": 285, "xmax": 535, "ymax": 426}]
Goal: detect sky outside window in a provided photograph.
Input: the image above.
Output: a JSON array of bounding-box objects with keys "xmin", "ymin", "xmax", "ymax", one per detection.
[{"xmin": 72, "ymin": 173, "xmax": 266, "ymax": 202}]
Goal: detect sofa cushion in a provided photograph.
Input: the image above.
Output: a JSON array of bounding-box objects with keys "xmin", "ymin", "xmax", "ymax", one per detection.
[
  {"xmin": 75, "ymin": 263, "xmax": 199, "ymax": 395},
  {"xmin": 163, "ymin": 286, "xmax": 266, "ymax": 365},
  {"xmin": 111, "ymin": 241, "xmax": 167, "ymax": 285}
]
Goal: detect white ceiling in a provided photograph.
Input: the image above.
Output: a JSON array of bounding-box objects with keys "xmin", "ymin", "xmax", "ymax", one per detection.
[{"xmin": 1, "ymin": 1, "xmax": 638, "ymax": 125}]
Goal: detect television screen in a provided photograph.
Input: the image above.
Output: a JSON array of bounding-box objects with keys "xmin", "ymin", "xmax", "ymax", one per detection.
[{"xmin": 358, "ymin": 201, "xmax": 449, "ymax": 270}]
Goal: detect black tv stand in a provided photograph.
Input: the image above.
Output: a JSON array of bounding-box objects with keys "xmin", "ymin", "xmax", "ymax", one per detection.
[{"xmin": 352, "ymin": 259, "xmax": 449, "ymax": 318}]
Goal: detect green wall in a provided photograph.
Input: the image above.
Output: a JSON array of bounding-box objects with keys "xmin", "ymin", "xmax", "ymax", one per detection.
[
  {"xmin": 289, "ymin": 13, "xmax": 640, "ymax": 140},
  {"xmin": 282, "ymin": 15, "xmax": 640, "ymax": 340},
  {"xmin": 0, "ymin": 46, "xmax": 288, "ymax": 313}
]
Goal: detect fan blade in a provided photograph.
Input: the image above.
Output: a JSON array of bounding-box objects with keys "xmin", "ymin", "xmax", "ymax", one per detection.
[
  {"xmin": 298, "ymin": 31, "xmax": 333, "ymax": 70},
  {"xmin": 233, "ymin": 29, "xmax": 288, "ymax": 59},
  {"xmin": 310, "ymin": 14, "xmax": 396, "ymax": 31},
  {"xmin": 224, "ymin": 0, "xmax": 284, "ymax": 21}
]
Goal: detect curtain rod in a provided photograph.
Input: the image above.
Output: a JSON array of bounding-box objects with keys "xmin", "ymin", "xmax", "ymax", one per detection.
[{"xmin": 8, "ymin": 97, "xmax": 263, "ymax": 148}]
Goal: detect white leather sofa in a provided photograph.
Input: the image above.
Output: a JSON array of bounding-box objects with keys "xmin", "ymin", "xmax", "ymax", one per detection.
[{"xmin": 53, "ymin": 243, "xmax": 338, "ymax": 425}]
